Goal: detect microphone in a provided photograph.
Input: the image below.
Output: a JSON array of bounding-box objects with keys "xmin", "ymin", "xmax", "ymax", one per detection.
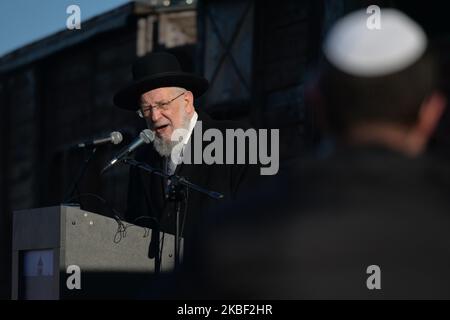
[
  {"xmin": 101, "ymin": 129, "xmax": 155, "ymax": 174},
  {"xmin": 77, "ymin": 131, "xmax": 123, "ymax": 148}
]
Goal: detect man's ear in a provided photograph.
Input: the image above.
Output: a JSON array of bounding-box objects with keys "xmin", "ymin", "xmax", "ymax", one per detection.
[{"xmin": 417, "ymin": 92, "xmax": 447, "ymax": 138}]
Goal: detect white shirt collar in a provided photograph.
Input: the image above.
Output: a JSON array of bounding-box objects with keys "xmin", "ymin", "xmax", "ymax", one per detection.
[
  {"xmin": 168, "ymin": 111, "xmax": 198, "ymax": 169},
  {"xmin": 181, "ymin": 111, "xmax": 198, "ymax": 146}
]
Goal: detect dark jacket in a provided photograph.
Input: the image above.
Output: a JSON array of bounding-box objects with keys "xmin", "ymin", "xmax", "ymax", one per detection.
[
  {"xmin": 187, "ymin": 145, "xmax": 450, "ymax": 299},
  {"xmin": 125, "ymin": 111, "xmax": 256, "ymax": 239}
]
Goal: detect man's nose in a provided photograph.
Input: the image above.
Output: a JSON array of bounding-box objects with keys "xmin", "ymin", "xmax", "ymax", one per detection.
[{"xmin": 150, "ymin": 108, "xmax": 162, "ymax": 122}]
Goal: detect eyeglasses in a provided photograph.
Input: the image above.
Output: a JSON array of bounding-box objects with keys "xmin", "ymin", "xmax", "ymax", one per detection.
[{"xmin": 136, "ymin": 91, "xmax": 186, "ymax": 118}]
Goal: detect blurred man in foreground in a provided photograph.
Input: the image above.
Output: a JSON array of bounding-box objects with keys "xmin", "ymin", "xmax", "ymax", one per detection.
[{"xmin": 185, "ymin": 8, "xmax": 450, "ymax": 299}]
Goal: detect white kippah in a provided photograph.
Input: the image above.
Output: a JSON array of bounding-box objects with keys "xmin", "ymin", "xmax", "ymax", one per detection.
[{"xmin": 323, "ymin": 8, "xmax": 427, "ymax": 77}]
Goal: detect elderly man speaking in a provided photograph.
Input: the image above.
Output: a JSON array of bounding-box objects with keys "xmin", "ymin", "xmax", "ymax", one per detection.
[{"xmin": 113, "ymin": 52, "xmax": 254, "ymax": 252}]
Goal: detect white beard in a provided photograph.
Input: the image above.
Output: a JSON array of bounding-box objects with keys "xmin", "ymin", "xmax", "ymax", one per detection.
[
  {"xmin": 148, "ymin": 108, "xmax": 191, "ymax": 158},
  {"xmin": 152, "ymin": 136, "xmax": 178, "ymax": 157}
]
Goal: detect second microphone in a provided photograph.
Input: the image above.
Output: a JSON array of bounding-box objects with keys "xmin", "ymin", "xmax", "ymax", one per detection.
[{"xmin": 101, "ymin": 129, "xmax": 155, "ymax": 174}]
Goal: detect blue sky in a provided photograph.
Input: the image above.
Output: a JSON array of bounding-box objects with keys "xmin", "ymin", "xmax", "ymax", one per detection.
[{"xmin": 0, "ymin": 0, "xmax": 130, "ymax": 57}]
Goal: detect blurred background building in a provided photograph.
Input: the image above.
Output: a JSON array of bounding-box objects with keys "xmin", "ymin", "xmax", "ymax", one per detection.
[{"xmin": 1, "ymin": 0, "xmax": 449, "ymax": 299}]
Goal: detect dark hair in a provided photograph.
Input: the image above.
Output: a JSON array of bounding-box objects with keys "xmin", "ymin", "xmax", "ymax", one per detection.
[{"xmin": 319, "ymin": 50, "xmax": 437, "ymax": 135}]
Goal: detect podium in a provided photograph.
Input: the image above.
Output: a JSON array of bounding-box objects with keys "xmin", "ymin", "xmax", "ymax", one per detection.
[{"xmin": 12, "ymin": 205, "xmax": 180, "ymax": 299}]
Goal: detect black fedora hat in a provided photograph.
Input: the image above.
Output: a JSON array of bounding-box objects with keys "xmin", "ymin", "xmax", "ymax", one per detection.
[{"xmin": 113, "ymin": 52, "xmax": 209, "ymax": 110}]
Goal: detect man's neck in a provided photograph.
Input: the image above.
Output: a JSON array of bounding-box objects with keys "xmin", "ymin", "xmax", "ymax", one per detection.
[{"xmin": 345, "ymin": 122, "xmax": 426, "ymax": 157}]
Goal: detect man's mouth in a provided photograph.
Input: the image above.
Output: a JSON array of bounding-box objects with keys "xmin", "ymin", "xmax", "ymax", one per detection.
[{"xmin": 154, "ymin": 124, "xmax": 170, "ymax": 135}]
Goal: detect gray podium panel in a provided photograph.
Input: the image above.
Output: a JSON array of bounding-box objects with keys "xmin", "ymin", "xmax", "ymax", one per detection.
[{"xmin": 12, "ymin": 206, "xmax": 181, "ymax": 299}]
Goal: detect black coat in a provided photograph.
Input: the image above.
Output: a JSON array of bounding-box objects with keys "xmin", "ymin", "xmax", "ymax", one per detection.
[
  {"xmin": 186, "ymin": 145, "xmax": 450, "ymax": 299},
  {"xmin": 125, "ymin": 111, "xmax": 255, "ymax": 239}
]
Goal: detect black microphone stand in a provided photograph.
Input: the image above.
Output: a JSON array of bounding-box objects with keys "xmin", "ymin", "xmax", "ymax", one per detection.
[
  {"xmin": 122, "ymin": 158, "xmax": 223, "ymax": 271},
  {"xmin": 63, "ymin": 146, "xmax": 98, "ymax": 204}
]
